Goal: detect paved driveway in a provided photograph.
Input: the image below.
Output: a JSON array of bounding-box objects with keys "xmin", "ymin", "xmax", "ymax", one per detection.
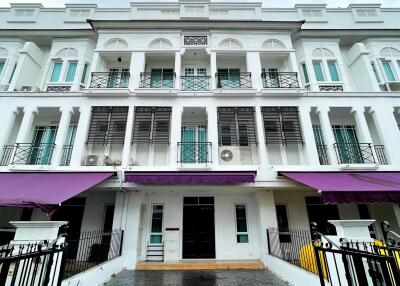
[{"xmin": 105, "ymin": 269, "xmax": 290, "ymax": 286}]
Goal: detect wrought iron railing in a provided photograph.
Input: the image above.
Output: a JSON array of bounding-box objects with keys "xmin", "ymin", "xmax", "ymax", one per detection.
[
  {"xmin": 0, "ymin": 145, "xmax": 14, "ymax": 166},
  {"xmin": 374, "ymin": 145, "xmax": 388, "ymax": 165},
  {"xmin": 316, "ymin": 144, "xmax": 329, "ymax": 165},
  {"xmin": 11, "ymin": 143, "xmax": 56, "ymax": 165},
  {"xmin": 61, "ymin": 229, "xmax": 124, "ymax": 279},
  {"xmin": 261, "ymin": 72, "xmax": 300, "ymax": 88},
  {"xmin": 180, "ymin": 76, "xmax": 211, "ymax": 91},
  {"xmin": 215, "ymin": 72, "xmax": 252, "ymax": 88},
  {"xmin": 333, "ymin": 143, "xmax": 376, "ymax": 164},
  {"xmin": 46, "ymin": 85, "xmax": 72, "ymax": 92},
  {"xmin": 140, "ymin": 72, "xmax": 176, "ymax": 88},
  {"xmin": 177, "ymin": 142, "xmax": 212, "ymax": 164},
  {"xmin": 319, "ymin": 85, "xmax": 344, "ymax": 92},
  {"xmin": 89, "ymin": 72, "xmax": 130, "ymax": 88},
  {"xmin": 61, "ymin": 145, "xmax": 74, "ymax": 166}
]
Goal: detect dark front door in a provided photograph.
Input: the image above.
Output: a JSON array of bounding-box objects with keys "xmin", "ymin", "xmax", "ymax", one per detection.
[{"xmin": 182, "ymin": 197, "xmax": 215, "ymax": 259}]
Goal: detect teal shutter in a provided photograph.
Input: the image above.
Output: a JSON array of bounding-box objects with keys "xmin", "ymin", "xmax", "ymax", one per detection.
[
  {"xmin": 217, "ymin": 69, "xmax": 229, "ymax": 88},
  {"xmin": 313, "ymin": 61, "xmax": 324, "ymax": 81},
  {"xmin": 0, "ymin": 62, "xmax": 4, "ymax": 76},
  {"xmin": 198, "ymin": 127, "xmax": 207, "ymax": 163},
  {"xmin": 65, "ymin": 62, "xmax": 77, "ymax": 82},
  {"xmin": 162, "ymin": 69, "xmax": 174, "ymax": 88},
  {"xmin": 50, "ymin": 62, "xmax": 62, "ymax": 82},
  {"xmin": 230, "ymin": 69, "xmax": 241, "ymax": 88},
  {"xmin": 371, "ymin": 62, "xmax": 380, "ymax": 83},
  {"xmin": 40, "ymin": 127, "xmax": 57, "ymax": 165},
  {"xmin": 328, "ymin": 61, "xmax": 340, "ymax": 81},
  {"xmin": 150, "ymin": 69, "xmax": 162, "ymax": 88},
  {"xmin": 382, "ymin": 61, "xmax": 396, "ymax": 81},
  {"xmin": 120, "ymin": 69, "xmax": 129, "ymax": 88},
  {"xmin": 333, "ymin": 126, "xmax": 362, "ymax": 164},
  {"xmin": 301, "ymin": 63, "xmax": 309, "ymax": 83},
  {"xmin": 107, "ymin": 69, "xmax": 118, "ymax": 88},
  {"xmin": 81, "ymin": 63, "xmax": 88, "ymax": 84},
  {"xmin": 181, "ymin": 127, "xmax": 195, "ymax": 163}
]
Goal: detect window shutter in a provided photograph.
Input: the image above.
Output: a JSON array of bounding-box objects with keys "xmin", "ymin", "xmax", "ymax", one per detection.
[
  {"xmin": 107, "ymin": 107, "xmax": 128, "ymax": 144},
  {"xmin": 261, "ymin": 107, "xmax": 284, "ymax": 145},
  {"xmin": 237, "ymin": 107, "xmax": 257, "ymax": 145},
  {"xmin": 86, "ymin": 107, "xmax": 111, "ymax": 144},
  {"xmin": 218, "ymin": 107, "xmax": 237, "ymax": 146},
  {"xmin": 152, "ymin": 107, "xmax": 172, "ymax": 144},
  {"xmin": 280, "ymin": 107, "xmax": 303, "ymax": 145},
  {"xmin": 132, "ymin": 107, "xmax": 153, "ymax": 144}
]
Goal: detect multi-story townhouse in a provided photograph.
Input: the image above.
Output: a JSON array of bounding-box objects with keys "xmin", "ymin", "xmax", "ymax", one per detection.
[{"xmin": 0, "ymin": 1, "xmax": 400, "ymax": 285}]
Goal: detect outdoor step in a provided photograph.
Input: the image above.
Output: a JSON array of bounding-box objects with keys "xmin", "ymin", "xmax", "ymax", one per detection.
[{"xmin": 136, "ymin": 260, "xmax": 265, "ymax": 270}]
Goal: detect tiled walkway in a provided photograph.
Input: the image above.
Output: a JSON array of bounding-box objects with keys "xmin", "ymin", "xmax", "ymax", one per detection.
[{"xmin": 106, "ymin": 269, "xmax": 290, "ymax": 286}]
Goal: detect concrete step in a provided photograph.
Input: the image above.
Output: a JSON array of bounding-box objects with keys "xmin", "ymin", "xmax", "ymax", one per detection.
[{"xmin": 136, "ymin": 260, "xmax": 265, "ymax": 270}]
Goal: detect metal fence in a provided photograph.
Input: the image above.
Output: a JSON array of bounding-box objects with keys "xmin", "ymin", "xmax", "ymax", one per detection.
[
  {"xmin": 60, "ymin": 145, "xmax": 74, "ymax": 166},
  {"xmin": 177, "ymin": 142, "xmax": 212, "ymax": 164},
  {"xmin": 89, "ymin": 72, "xmax": 130, "ymax": 88},
  {"xmin": 316, "ymin": 144, "xmax": 329, "ymax": 165},
  {"xmin": 11, "ymin": 143, "xmax": 56, "ymax": 165},
  {"xmin": 215, "ymin": 72, "xmax": 252, "ymax": 88},
  {"xmin": 374, "ymin": 145, "xmax": 388, "ymax": 165},
  {"xmin": 180, "ymin": 76, "xmax": 211, "ymax": 91},
  {"xmin": 333, "ymin": 143, "xmax": 376, "ymax": 164},
  {"xmin": 140, "ymin": 72, "xmax": 176, "ymax": 88},
  {"xmin": 261, "ymin": 72, "xmax": 300, "ymax": 88},
  {"xmin": 0, "ymin": 144, "xmax": 13, "ymax": 166}
]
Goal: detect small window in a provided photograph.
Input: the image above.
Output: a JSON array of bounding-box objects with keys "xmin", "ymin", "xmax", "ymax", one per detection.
[
  {"xmin": 9, "ymin": 63, "xmax": 17, "ymax": 84},
  {"xmin": 238, "ymin": 125, "xmax": 249, "ymax": 146},
  {"xmin": 150, "ymin": 205, "xmax": 164, "ymax": 244},
  {"xmin": 235, "ymin": 204, "xmax": 249, "ymax": 243},
  {"xmin": 0, "ymin": 61, "xmax": 5, "ymax": 76},
  {"xmin": 276, "ymin": 205, "xmax": 291, "ymax": 243},
  {"xmin": 303, "ymin": 9, "xmax": 323, "ymax": 18},
  {"xmin": 371, "ymin": 62, "xmax": 381, "ymax": 83},
  {"xmin": 382, "ymin": 60, "xmax": 396, "ymax": 81},
  {"xmin": 81, "ymin": 63, "xmax": 89, "ymax": 84},
  {"xmin": 312, "ymin": 61, "xmax": 325, "ymax": 81},
  {"xmin": 301, "ymin": 63, "xmax": 309, "ymax": 83},
  {"xmin": 50, "ymin": 62, "xmax": 63, "ymax": 82},
  {"xmin": 65, "ymin": 61, "xmax": 78, "ymax": 82},
  {"xmin": 327, "ymin": 61, "xmax": 340, "ymax": 81},
  {"xmin": 221, "ymin": 125, "xmax": 232, "ymax": 146},
  {"xmin": 15, "ymin": 9, "xmax": 34, "ymax": 17}
]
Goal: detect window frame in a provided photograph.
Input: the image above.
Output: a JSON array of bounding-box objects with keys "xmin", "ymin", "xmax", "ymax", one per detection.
[
  {"xmin": 381, "ymin": 60, "xmax": 397, "ymax": 82},
  {"xmin": 301, "ymin": 62, "xmax": 309, "ymax": 84},
  {"xmin": 0, "ymin": 59, "xmax": 6, "ymax": 77},
  {"xmin": 49, "ymin": 61, "xmax": 63, "ymax": 83},
  {"xmin": 327, "ymin": 60, "xmax": 341, "ymax": 82},
  {"xmin": 312, "ymin": 60, "xmax": 325, "ymax": 82},
  {"xmin": 234, "ymin": 204, "xmax": 249, "ymax": 244},
  {"xmin": 149, "ymin": 204, "xmax": 164, "ymax": 245},
  {"xmin": 65, "ymin": 60, "xmax": 78, "ymax": 83}
]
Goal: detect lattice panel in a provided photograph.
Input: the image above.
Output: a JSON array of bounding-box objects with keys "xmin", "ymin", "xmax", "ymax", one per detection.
[
  {"xmin": 218, "ymin": 107, "xmax": 238, "ymax": 146},
  {"xmin": 237, "ymin": 107, "xmax": 257, "ymax": 145},
  {"xmin": 183, "ymin": 36, "xmax": 208, "ymax": 46},
  {"xmin": 132, "ymin": 107, "xmax": 171, "ymax": 144},
  {"xmin": 280, "ymin": 107, "xmax": 303, "ymax": 145},
  {"xmin": 108, "ymin": 107, "xmax": 129, "ymax": 144},
  {"xmin": 86, "ymin": 107, "xmax": 111, "ymax": 144},
  {"xmin": 132, "ymin": 107, "xmax": 153, "ymax": 144},
  {"xmin": 262, "ymin": 107, "xmax": 284, "ymax": 145},
  {"xmin": 152, "ymin": 107, "xmax": 172, "ymax": 144}
]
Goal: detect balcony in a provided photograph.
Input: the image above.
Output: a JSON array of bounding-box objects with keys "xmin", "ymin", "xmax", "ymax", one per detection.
[
  {"xmin": 261, "ymin": 72, "xmax": 300, "ymax": 88},
  {"xmin": 61, "ymin": 144, "xmax": 73, "ymax": 166},
  {"xmin": 319, "ymin": 85, "xmax": 344, "ymax": 92},
  {"xmin": 140, "ymin": 72, "xmax": 175, "ymax": 88},
  {"xmin": 333, "ymin": 143, "xmax": 386, "ymax": 164},
  {"xmin": 374, "ymin": 145, "xmax": 388, "ymax": 165},
  {"xmin": 0, "ymin": 145, "xmax": 14, "ymax": 166},
  {"xmin": 177, "ymin": 142, "xmax": 212, "ymax": 164},
  {"xmin": 89, "ymin": 72, "xmax": 130, "ymax": 89},
  {"xmin": 180, "ymin": 76, "xmax": 211, "ymax": 91},
  {"xmin": 46, "ymin": 85, "xmax": 72, "ymax": 92},
  {"xmin": 216, "ymin": 72, "xmax": 252, "ymax": 88},
  {"xmin": 316, "ymin": 144, "xmax": 329, "ymax": 165},
  {"xmin": 10, "ymin": 143, "xmax": 55, "ymax": 165}
]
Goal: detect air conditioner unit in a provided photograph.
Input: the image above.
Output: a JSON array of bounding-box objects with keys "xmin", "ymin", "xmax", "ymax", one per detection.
[
  {"xmin": 85, "ymin": 155, "xmax": 98, "ymax": 166},
  {"xmin": 219, "ymin": 146, "xmax": 241, "ymax": 165},
  {"xmin": 388, "ymin": 82, "xmax": 400, "ymax": 91},
  {"xmin": 20, "ymin": 86, "xmax": 32, "ymax": 91}
]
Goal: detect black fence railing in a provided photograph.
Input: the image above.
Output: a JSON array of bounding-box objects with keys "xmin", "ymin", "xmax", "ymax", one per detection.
[
  {"xmin": 89, "ymin": 72, "xmax": 130, "ymax": 88},
  {"xmin": 177, "ymin": 142, "xmax": 212, "ymax": 164},
  {"xmin": 0, "ymin": 144, "xmax": 14, "ymax": 166},
  {"xmin": 140, "ymin": 72, "xmax": 176, "ymax": 88},
  {"xmin": 61, "ymin": 229, "xmax": 123, "ymax": 279},
  {"xmin": 333, "ymin": 143, "xmax": 376, "ymax": 164},
  {"xmin": 374, "ymin": 144, "xmax": 388, "ymax": 165},
  {"xmin": 0, "ymin": 240, "xmax": 66, "ymax": 286},
  {"xmin": 180, "ymin": 76, "xmax": 211, "ymax": 91},
  {"xmin": 216, "ymin": 72, "xmax": 252, "ymax": 88},
  {"xmin": 11, "ymin": 143, "xmax": 56, "ymax": 165},
  {"xmin": 61, "ymin": 145, "xmax": 74, "ymax": 166},
  {"xmin": 261, "ymin": 72, "xmax": 300, "ymax": 88},
  {"xmin": 316, "ymin": 144, "xmax": 329, "ymax": 165}
]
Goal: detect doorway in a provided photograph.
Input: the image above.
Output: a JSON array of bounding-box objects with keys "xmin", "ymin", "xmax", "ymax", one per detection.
[{"xmin": 182, "ymin": 197, "xmax": 215, "ymax": 259}]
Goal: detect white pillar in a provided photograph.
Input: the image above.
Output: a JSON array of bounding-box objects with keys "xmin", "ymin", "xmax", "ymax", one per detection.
[
  {"xmin": 112, "ymin": 191, "xmax": 128, "ymax": 230},
  {"xmin": 255, "ymin": 106, "xmax": 269, "ymax": 166},
  {"xmin": 52, "ymin": 107, "xmax": 73, "ymax": 166},
  {"xmin": 69, "ymin": 106, "xmax": 91, "ymax": 166},
  {"xmin": 122, "ymin": 106, "xmax": 135, "ymax": 167},
  {"xmin": 15, "ymin": 107, "xmax": 38, "ymax": 143},
  {"xmin": 207, "ymin": 106, "xmax": 219, "ymax": 166},
  {"xmin": 370, "ymin": 106, "xmax": 400, "ymax": 164},
  {"xmin": 0, "ymin": 107, "xmax": 19, "ymax": 150},
  {"xmin": 174, "ymin": 51, "xmax": 181, "ymax": 89},
  {"xmin": 299, "ymin": 106, "xmax": 320, "ymax": 165},
  {"xmin": 316, "ymin": 106, "xmax": 336, "ymax": 165},
  {"xmin": 288, "ymin": 51, "xmax": 302, "ymax": 88},
  {"xmin": 210, "ymin": 51, "xmax": 217, "ymax": 90},
  {"xmin": 72, "ymin": 51, "xmax": 86, "ymax": 91},
  {"xmin": 169, "ymin": 107, "xmax": 182, "ymax": 167},
  {"xmin": 246, "ymin": 51, "xmax": 263, "ymax": 90},
  {"xmin": 130, "ymin": 52, "xmax": 145, "ymax": 90}
]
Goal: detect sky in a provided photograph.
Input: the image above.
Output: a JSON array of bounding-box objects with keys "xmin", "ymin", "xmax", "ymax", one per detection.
[{"xmin": 0, "ymin": 0, "xmax": 400, "ymax": 8}]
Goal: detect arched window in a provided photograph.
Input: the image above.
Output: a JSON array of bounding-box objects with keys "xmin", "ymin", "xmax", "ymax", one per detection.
[
  {"xmin": 55, "ymin": 47, "xmax": 79, "ymax": 58},
  {"xmin": 380, "ymin": 47, "xmax": 400, "ymax": 57},
  {"xmin": 49, "ymin": 48, "xmax": 79, "ymax": 84},
  {"xmin": 262, "ymin": 39, "xmax": 285, "ymax": 50},
  {"xmin": 312, "ymin": 48, "xmax": 334, "ymax": 58},
  {"xmin": 104, "ymin": 38, "xmax": 128, "ymax": 50},
  {"xmin": 379, "ymin": 47, "xmax": 400, "ymax": 83},
  {"xmin": 310, "ymin": 48, "xmax": 340, "ymax": 83},
  {"xmin": 148, "ymin": 38, "xmax": 173, "ymax": 49},
  {"xmin": 219, "ymin": 38, "xmax": 243, "ymax": 49}
]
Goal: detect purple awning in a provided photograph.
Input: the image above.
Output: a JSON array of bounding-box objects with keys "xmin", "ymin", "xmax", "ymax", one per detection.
[
  {"xmin": 281, "ymin": 172, "xmax": 400, "ymax": 204},
  {"xmin": 125, "ymin": 171, "xmax": 256, "ymax": 185},
  {"xmin": 0, "ymin": 172, "xmax": 114, "ymax": 213}
]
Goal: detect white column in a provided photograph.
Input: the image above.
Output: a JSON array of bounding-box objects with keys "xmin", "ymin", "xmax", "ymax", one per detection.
[
  {"xmin": 174, "ymin": 51, "xmax": 181, "ymax": 89},
  {"xmin": 52, "ymin": 107, "xmax": 73, "ymax": 166},
  {"xmin": 207, "ymin": 106, "xmax": 219, "ymax": 166},
  {"xmin": 15, "ymin": 107, "xmax": 38, "ymax": 143},
  {"xmin": 72, "ymin": 51, "xmax": 87, "ymax": 91},
  {"xmin": 246, "ymin": 51, "xmax": 263, "ymax": 90},
  {"xmin": 210, "ymin": 51, "xmax": 217, "ymax": 90},
  {"xmin": 352, "ymin": 106, "xmax": 378, "ymax": 162},
  {"xmin": 299, "ymin": 106, "xmax": 320, "ymax": 165},
  {"xmin": 316, "ymin": 107, "xmax": 336, "ymax": 165},
  {"xmin": 255, "ymin": 106, "xmax": 269, "ymax": 166},
  {"xmin": 288, "ymin": 51, "xmax": 302, "ymax": 88},
  {"xmin": 69, "ymin": 106, "xmax": 91, "ymax": 166},
  {"xmin": 112, "ymin": 191, "xmax": 128, "ymax": 230},
  {"xmin": 169, "ymin": 107, "xmax": 182, "ymax": 167},
  {"xmin": 122, "ymin": 106, "xmax": 135, "ymax": 167},
  {"xmin": 0, "ymin": 107, "xmax": 18, "ymax": 150},
  {"xmin": 370, "ymin": 106, "xmax": 400, "ymax": 164},
  {"xmin": 130, "ymin": 52, "xmax": 145, "ymax": 90}
]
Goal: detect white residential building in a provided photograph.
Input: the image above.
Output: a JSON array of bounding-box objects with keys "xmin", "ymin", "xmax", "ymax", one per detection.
[{"xmin": 0, "ymin": 1, "xmax": 400, "ymax": 285}]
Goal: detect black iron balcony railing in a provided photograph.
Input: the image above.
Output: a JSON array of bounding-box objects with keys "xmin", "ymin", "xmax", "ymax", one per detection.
[
  {"xmin": 216, "ymin": 72, "xmax": 252, "ymax": 88},
  {"xmin": 261, "ymin": 72, "xmax": 300, "ymax": 88},
  {"xmin": 0, "ymin": 145, "xmax": 14, "ymax": 166},
  {"xmin": 11, "ymin": 143, "xmax": 56, "ymax": 165},
  {"xmin": 180, "ymin": 76, "xmax": 211, "ymax": 91},
  {"xmin": 89, "ymin": 72, "xmax": 130, "ymax": 88},
  {"xmin": 140, "ymin": 72, "xmax": 176, "ymax": 88},
  {"xmin": 61, "ymin": 144, "xmax": 74, "ymax": 166},
  {"xmin": 46, "ymin": 85, "xmax": 72, "ymax": 92},
  {"xmin": 374, "ymin": 145, "xmax": 388, "ymax": 165},
  {"xmin": 316, "ymin": 144, "xmax": 329, "ymax": 165},
  {"xmin": 333, "ymin": 143, "xmax": 377, "ymax": 164},
  {"xmin": 177, "ymin": 142, "xmax": 212, "ymax": 164}
]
